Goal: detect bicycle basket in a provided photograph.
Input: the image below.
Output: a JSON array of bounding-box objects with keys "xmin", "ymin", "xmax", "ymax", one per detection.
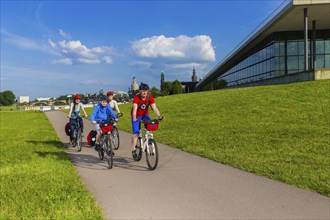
[
  {"xmin": 144, "ymin": 120, "xmax": 159, "ymax": 131},
  {"xmin": 101, "ymin": 124, "xmax": 113, "ymax": 133}
]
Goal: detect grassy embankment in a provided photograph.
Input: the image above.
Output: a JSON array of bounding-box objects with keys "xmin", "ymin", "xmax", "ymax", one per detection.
[
  {"xmin": 0, "ymin": 111, "xmax": 104, "ymax": 219},
  {"xmin": 87, "ymin": 80, "xmax": 330, "ymax": 196}
]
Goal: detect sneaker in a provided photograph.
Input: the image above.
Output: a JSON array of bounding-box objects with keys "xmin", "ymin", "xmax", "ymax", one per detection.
[{"xmin": 132, "ymin": 149, "xmax": 137, "ymax": 160}]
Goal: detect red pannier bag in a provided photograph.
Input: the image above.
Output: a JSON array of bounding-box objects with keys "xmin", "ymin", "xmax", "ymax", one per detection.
[
  {"xmin": 87, "ymin": 130, "xmax": 97, "ymax": 147},
  {"xmin": 101, "ymin": 124, "xmax": 113, "ymax": 133},
  {"xmin": 144, "ymin": 120, "xmax": 159, "ymax": 131},
  {"xmin": 65, "ymin": 123, "xmax": 70, "ymax": 136}
]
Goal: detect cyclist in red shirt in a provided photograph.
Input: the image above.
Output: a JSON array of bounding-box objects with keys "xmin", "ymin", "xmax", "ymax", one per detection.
[{"xmin": 131, "ymin": 83, "xmax": 164, "ymax": 159}]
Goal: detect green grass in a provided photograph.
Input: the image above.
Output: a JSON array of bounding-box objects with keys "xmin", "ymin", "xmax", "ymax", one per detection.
[
  {"xmin": 0, "ymin": 111, "xmax": 104, "ymax": 219},
  {"xmin": 0, "ymin": 105, "xmax": 19, "ymax": 111},
  {"xmin": 87, "ymin": 80, "xmax": 329, "ymax": 196}
]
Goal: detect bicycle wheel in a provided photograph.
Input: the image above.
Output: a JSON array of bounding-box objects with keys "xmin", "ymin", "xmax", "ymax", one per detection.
[
  {"xmin": 134, "ymin": 137, "xmax": 143, "ymax": 161},
  {"xmin": 107, "ymin": 139, "xmax": 113, "ymax": 169},
  {"xmin": 111, "ymin": 127, "xmax": 120, "ymax": 150},
  {"xmin": 76, "ymin": 128, "xmax": 83, "ymax": 152},
  {"xmin": 146, "ymin": 139, "xmax": 159, "ymax": 170},
  {"xmin": 98, "ymin": 140, "xmax": 104, "ymax": 160}
]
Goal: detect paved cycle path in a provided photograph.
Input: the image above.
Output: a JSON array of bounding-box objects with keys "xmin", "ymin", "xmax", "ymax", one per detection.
[{"xmin": 46, "ymin": 110, "xmax": 329, "ymax": 220}]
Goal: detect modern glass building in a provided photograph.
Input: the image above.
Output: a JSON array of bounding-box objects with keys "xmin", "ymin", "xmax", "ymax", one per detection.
[{"xmin": 196, "ymin": 0, "xmax": 330, "ymax": 90}]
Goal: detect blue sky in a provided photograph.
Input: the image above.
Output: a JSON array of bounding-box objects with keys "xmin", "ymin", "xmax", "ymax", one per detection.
[{"xmin": 1, "ymin": 0, "xmax": 285, "ymax": 100}]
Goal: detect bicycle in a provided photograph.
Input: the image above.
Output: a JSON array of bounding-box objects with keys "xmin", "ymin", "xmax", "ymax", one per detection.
[
  {"xmin": 133, "ymin": 117, "xmax": 163, "ymax": 170},
  {"xmin": 110, "ymin": 113, "xmax": 123, "ymax": 150},
  {"xmin": 70, "ymin": 114, "xmax": 86, "ymax": 152},
  {"xmin": 97, "ymin": 118, "xmax": 117, "ymax": 169}
]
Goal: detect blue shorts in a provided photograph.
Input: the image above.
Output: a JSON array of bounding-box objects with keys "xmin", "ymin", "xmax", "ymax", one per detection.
[{"xmin": 132, "ymin": 115, "xmax": 150, "ymax": 134}]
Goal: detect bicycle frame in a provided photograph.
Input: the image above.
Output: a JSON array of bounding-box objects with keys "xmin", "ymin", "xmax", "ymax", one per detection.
[
  {"xmin": 138, "ymin": 128, "xmax": 154, "ymax": 153},
  {"xmin": 71, "ymin": 116, "xmax": 83, "ymax": 152},
  {"xmin": 134, "ymin": 119, "xmax": 160, "ymax": 170},
  {"xmin": 98, "ymin": 121, "xmax": 115, "ymax": 169}
]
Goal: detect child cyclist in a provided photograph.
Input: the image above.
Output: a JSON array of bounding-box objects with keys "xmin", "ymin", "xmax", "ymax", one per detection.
[
  {"xmin": 106, "ymin": 91, "xmax": 121, "ymax": 114},
  {"xmin": 90, "ymin": 95, "xmax": 118, "ymax": 149},
  {"xmin": 68, "ymin": 94, "xmax": 88, "ymax": 146}
]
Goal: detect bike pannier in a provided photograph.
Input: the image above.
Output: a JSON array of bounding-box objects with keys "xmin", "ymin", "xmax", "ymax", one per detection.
[
  {"xmin": 65, "ymin": 123, "xmax": 71, "ymax": 136},
  {"xmin": 144, "ymin": 120, "xmax": 159, "ymax": 131},
  {"xmin": 87, "ymin": 130, "xmax": 97, "ymax": 147}
]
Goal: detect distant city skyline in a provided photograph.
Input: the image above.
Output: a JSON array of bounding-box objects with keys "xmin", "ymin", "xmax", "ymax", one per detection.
[{"xmin": 1, "ymin": 0, "xmax": 285, "ymax": 100}]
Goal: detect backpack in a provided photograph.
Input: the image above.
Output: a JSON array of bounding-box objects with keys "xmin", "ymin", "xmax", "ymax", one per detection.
[
  {"xmin": 65, "ymin": 123, "xmax": 71, "ymax": 136},
  {"xmin": 87, "ymin": 130, "xmax": 97, "ymax": 147}
]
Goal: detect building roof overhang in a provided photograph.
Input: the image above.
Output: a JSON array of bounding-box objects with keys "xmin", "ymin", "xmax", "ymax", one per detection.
[{"xmin": 196, "ymin": 0, "xmax": 330, "ymax": 90}]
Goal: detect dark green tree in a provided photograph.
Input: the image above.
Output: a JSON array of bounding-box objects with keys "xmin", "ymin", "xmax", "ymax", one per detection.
[
  {"xmin": 161, "ymin": 81, "xmax": 172, "ymax": 96},
  {"xmin": 213, "ymin": 79, "xmax": 227, "ymax": 90},
  {"xmin": 203, "ymin": 79, "xmax": 227, "ymax": 91},
  {"xmin": 0, "ymin": 90, "xmax": 15, "ymax": 106},
  {"xmin": 171, "ymin": 80, "xmax": 183, "ymax": 94},
  {"xmin": 150, "ymin": 86, "xmax": 161, "ymax": 98}
]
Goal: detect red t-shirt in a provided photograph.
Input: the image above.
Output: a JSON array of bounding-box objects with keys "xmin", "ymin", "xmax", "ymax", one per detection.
[{"xmin": 132, "ymin": 94, "xmax": 155, "ymax": 117}]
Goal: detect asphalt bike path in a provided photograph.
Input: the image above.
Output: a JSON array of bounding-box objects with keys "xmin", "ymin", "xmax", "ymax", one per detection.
[{"xmin": 45, "ymin": 111, "xmax": 329, "ymax": 220}]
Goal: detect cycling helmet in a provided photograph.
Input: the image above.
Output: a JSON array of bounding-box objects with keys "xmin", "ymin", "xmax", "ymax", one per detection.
[
  {"xmin": 73, "ymin": 94, "xmax": 81, "ymax": 99},
  {"xmin": 139, "ymin": 83, "xmax": 149, "ymax": 91},
  {"xmin": 106, "ymin": 91, "xmax": 114, "ymax": 96},
  {"xmin": 99, "ymin": 95, "xmax": 108, "ymax": 101}
]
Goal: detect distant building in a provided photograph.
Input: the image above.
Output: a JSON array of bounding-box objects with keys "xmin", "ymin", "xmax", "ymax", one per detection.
[
  {"xmin": 181, "ymin": 67, "xmax": 199, "ymax": 93},
  {"xmin": 160, "ymin": 70, "xmax": 165, "ymax": 91},
  {"xmin": 114, "ymin": 90, "xmax": 130, "ymax": 102},
  {"xmin": 197, "ymin": 0, "xmax": 330, "ymax": 91},
  {"xmin": 192, "ymin": 66, "xmax": 197, "ymax": 82},
  {"xmin": 128, "ymin": 76, "xmax": 139, "ymax": 98},
  {"xmin": 18, "ymin": 96, "xmax": 29, "ymax": 104}
]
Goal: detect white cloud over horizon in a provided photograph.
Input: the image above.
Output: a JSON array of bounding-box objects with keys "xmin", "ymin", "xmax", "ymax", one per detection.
[
  {"xmin": 49, "ymin": 39, "xmax": 117, "ymax": 65},
  {"xmin": 131, "ymin": 35, "xmax": 216, "ymax": 62}
]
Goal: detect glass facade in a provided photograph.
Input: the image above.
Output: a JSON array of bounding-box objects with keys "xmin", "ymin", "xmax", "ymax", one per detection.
[{"xmin": 220, "ymin": 30, "xmax": 330, "ymax": 87}]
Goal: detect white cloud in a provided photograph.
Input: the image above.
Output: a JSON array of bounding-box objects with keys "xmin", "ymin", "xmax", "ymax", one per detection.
[
  {"xmin": 48, "ymin": 38, "xmax": 56, "ymax": 48},
  {"xmin": 103, "ymin": 56, "xmax": 113, "ymax": 64},
  {"xmin": 49, "ymin": 39, "xmax": 116, "ymax": 65},
  {"xmin": 131, "ymin": 35, "xmax": 216, "ymax": 62},
  {"xmin": 76, "ymin": 58, "xmax": 100, "ymax": 64},
  {"xmin": 59, "ymin": 29, "xmax": 70, "ymax": 39}
]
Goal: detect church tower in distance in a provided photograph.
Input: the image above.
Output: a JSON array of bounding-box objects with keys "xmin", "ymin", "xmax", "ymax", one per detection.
[
  {"xmin": 192, "ymin": 66, "xmax": 197, "ymax": 82},
  {"xmin": 160, "ymin": 70, "xmax": 165, "ymax": 91}
]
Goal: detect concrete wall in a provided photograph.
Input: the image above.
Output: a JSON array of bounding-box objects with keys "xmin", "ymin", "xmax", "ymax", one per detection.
[{"xmin": 315, "ymin": 68, "xmax": 330, "ymax": 80}]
